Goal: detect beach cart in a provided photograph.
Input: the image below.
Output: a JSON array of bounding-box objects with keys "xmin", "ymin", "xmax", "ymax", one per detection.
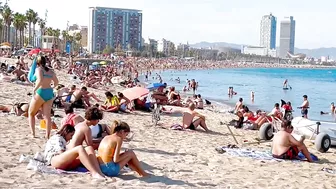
[{"xmin": 259, "ymin": 116, "xmax": 334, "ymax": 152}]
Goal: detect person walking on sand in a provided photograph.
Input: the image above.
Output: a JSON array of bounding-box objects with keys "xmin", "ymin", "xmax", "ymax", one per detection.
[{"xmin": 28, "ymin": 56, "xmax": 59, "ymax": 138}]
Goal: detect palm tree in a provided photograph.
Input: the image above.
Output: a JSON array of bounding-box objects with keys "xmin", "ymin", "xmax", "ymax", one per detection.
[
  {"xmin": 0, "ymin": 18, "xmax": 4, "ymax": 43},
  {"xmin": 32, "ymin": 13, "xmax": 39, "ymax": 46},
  {"xmin": 45, "ymin": 27, "xmax": 53, "ymax": 36},
  {"xmin": 26, "ymin": 9, "xmax": 36, "ymax": 45},
  {"xmin": 1, "ymin": 5, "xmax": 13, "ymax": 42},
  {"xmin": 38, "ymin": 18, "xmax": 46, "ymax": 48},
  {"xmin": 13, "ymin": 12, "xmax": 20, "ymax": 47},
  {"xmin": 74, "ymin": 32, "xmax": 82, "ymax": 51},
  {"xmin": 18, "ymin": 14, "xmax": 27, "ymax": 47}
]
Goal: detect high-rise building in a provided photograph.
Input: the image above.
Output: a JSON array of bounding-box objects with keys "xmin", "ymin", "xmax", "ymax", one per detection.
[
  {"xmin": 88, "ymin": 7, "xmax": 143, "ymax": 53},
  {"xmin": 279, "ymin": 16, "xmax": 295, "ymax": 58},
  {"xmin": 260, "ymin": 13, "xmax": 277, "ymax": 50}
]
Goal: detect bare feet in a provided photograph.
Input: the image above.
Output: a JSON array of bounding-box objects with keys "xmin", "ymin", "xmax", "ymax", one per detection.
[
  {"xmin": 92, "ymin": 173, "xmax": 106, "ymax": 180},
  {"xmin": 139, "ymin": 172, "xmax": 150, "ymax": 177}
]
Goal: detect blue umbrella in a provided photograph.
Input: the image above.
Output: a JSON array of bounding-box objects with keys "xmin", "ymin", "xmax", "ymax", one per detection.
[
  {"xmin": 92, "ymin": 62, "xmax": 99, "ymax": 65},
  {"xmin": 147, "ymin": 83, "xmax": 166, "ymax": 90},
  {"xmin": 76, "ymin": 61, "xmax": 82, "ymax": 64}
]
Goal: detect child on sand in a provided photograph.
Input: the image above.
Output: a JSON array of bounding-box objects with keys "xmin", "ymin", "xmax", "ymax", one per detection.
[{"xmin": 97, "ymin": 120, "xmax": 148, "ymax": 177}]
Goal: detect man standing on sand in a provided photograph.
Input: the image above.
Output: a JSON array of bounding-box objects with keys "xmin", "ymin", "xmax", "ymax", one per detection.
[
  {"xmin": 299, "ymin": 95, "xmax": 309, "ymax": 118},
  {"xmin": 234, "ymin": 98, "xmax": 243, "ymax": 113}
]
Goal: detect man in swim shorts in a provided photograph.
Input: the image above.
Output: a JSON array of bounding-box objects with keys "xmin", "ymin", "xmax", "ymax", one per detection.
[
  {"xmin": 299, "ymin": 95, "xmax": 309, "ymax": 118},
  {"xmin": 272, "ymin": 120, "xmax": 313, "ymax": 162}
]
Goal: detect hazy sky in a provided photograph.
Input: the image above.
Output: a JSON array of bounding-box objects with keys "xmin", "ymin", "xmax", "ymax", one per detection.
[{"xmin": 8, "ymin": 0, "xmax": 336, "ymax": 49}]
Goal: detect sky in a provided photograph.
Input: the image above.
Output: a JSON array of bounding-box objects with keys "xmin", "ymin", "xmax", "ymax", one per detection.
[{"xmin": 7, "ymin": 0, "xmax": 336, "ymax": 49}]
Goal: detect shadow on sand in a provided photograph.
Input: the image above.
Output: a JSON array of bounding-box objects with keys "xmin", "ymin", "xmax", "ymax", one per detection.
[
  {"xmin": 119, "ymin": 162, "xmax": 196, "ymax": 187},
  {"xmin": 135, "ymin": 147, "xmax": 193, "ymax": 156}
]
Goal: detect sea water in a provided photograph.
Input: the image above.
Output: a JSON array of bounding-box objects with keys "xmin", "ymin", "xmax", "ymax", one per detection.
[{"xmin": 144, "ymin": 68, "xmax": 336, "ymax": 122}]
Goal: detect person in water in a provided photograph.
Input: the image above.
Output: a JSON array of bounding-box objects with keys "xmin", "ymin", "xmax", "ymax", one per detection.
[
  {"xmin": 272, "ymin": 120, "xmax": 313, "ymax": 162},
  {"xmin": 320, "ymin": 102, "xmax": 335, "ymax": 115},
  {"xmin": 299, "ymin": 95, "xmax": 309, "ymax": 118},
  {"xmin": 283, "ymin": 79, "xmax": 288, "ymax": 88},
  {"xmin": 98, "ymin": 120, "xmax": 148, "ymax": 177},
  {"xmin": 43, "ymin": 124, "xmax": 106, "ymax": 179},
  {"xmin": 28, "ymin": 56, "xmax": 59, "ymax": 138}
]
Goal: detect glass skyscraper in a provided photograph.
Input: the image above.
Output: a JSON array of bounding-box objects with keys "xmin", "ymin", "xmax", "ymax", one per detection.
[
  {"xmin": 260, "ymin": 14, "xmax": 277, "ymax": 50},
  {"xmin": 279, "ymin": 16, "xmax": 296, "ymax": 58}
]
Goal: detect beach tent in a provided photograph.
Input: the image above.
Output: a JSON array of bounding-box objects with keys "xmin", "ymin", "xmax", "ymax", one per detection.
[
  {"xmin": 121, "ymin": 87, "xmax": 149, "ymax": 101},
  {"xmin": 147, "ymin": 83, "xmax": 166, "ymax": 91}
]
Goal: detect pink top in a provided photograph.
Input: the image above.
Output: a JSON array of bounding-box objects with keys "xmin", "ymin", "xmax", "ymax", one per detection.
[{"xmin": 61, "ymin": 113, "xmax": 76, "ymax": 127}]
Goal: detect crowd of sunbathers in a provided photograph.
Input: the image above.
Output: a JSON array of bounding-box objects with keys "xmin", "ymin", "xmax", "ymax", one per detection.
[
  {"xmin": 230, "ymin": 97, "xmax": 315, "ymax": 162},
  {"xmin": 231, "ymin": 97, "xmax": 294, "ymax": 130}
]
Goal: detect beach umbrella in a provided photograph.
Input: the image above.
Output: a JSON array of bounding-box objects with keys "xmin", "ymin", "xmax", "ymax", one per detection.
[
  {"xmin": 100, "ymin": 61, "xmax": 107, "ymax": 65},
  {"xmin": 121, "ymin": 87, "xmax": 150, "ymax": 101},
  {"xmin": 0, "ymin": 45, "xmax": 10, "ymax": 49},
  {"xmin": 0, "ymin": 42, "xmax": 11, "ymax": 47},
  {"xmin": 28, "ymin": 48, "xmax": 40, "ymax": 55},
  {"xmin": 76, "ymin": 61, "xmax": 82, "ymax": 64},
  {"xmin": 147, "ymin": 83, "xmax": 166, "ymax": 91},
  {"xmin": 92, "ymin": 62, "xmax": 99, "ymax": 65}
]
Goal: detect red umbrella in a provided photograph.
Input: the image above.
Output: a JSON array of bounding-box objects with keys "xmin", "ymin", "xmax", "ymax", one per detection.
[{"xmin": 28, "ymin": 48, "xmax": 40, "ymax": 55}]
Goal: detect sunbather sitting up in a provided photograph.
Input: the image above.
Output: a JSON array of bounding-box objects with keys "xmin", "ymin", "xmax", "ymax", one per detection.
[
  {"xmin": 68, "ymin": 107, "xmax": 104, "ymax": 150},
  {"xmin": 97, "ymin": 120, "xmax": 148, "ymax": 177},
  {"xmin": 43, "ymin": 124, "xmax": 106, "ymax": 179},
  {"xmin": 60, "ymin": 105, "xmax": 84, "ymax": 127},
  {"xmin": 272, "ymin": 120, "xmax": 313, "ymax": 162},
  {"xmin": 182, "ymin": 103, "xmax": 209, "ymax": 132}
]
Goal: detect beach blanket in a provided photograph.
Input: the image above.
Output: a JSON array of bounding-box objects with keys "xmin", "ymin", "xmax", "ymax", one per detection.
[
  {"xmin": 217, "ymin": 147, "xmax": 318, "ymax": 162},
  {"xmin": 20, "ymin": 154, "xmax": 88, "ymax": 175}
]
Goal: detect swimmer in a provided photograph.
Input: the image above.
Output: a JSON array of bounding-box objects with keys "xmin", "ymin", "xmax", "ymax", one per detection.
[{"xmin": 251, "ymin": 91, "xmax": 255, "ymax": 102}]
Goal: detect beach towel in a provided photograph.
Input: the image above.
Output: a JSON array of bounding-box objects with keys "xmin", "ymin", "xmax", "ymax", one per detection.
[
  {"xmin": 171, "ymin": 124, "xmax": 184, "ymax": 130},
  {"xmin": 216, "ymin": 147, "xmax": 318, "ymax": 162},
  {"xmin": 19, "ymin": 154, "xmax": 88, "ymax": 175},
  {"xmin": 28, "ymin": 58, "xmax": 37, "ymax": 83}
]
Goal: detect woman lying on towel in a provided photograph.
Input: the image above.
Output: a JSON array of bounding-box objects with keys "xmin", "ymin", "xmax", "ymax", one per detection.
[
  {"xmin": 272, "ymin": 120, "xmax": 313, "ymax": 162},
  {"xmin": 44, "ymin": 124, "xmax": 107, "ymax": 179},
  {"xmin": 97, "ymin": 120, "xmax": 148, "ymax": 177}
]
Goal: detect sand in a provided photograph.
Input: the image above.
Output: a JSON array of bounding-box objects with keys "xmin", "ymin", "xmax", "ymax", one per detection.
[{"xmin": 0, "ymin": 58, "xmax": 335, "ymax": 189}]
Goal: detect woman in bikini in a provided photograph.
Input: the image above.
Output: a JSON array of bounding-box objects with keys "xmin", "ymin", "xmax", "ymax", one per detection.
[
  {"xmin": 97, "ymin": 121, "xmax": 148, "ymax": 177},
  {"xmin": 28, "ymin": 56, "xmax": 59, "ymax": 138},
  {"xmin": 44, "ymin": 124, "xmax": 106, "ymax": 179}
]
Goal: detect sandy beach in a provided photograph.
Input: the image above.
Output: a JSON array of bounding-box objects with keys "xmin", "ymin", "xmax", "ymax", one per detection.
[{"xmin": 0, "ymin": 58, "xmax": 335, "ymax": 189}]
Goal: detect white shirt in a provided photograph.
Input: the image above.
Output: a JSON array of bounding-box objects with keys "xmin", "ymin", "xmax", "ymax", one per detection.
[{"xmin": 44, "ymin": 134, "xmax": 67, "ymax": 165}]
